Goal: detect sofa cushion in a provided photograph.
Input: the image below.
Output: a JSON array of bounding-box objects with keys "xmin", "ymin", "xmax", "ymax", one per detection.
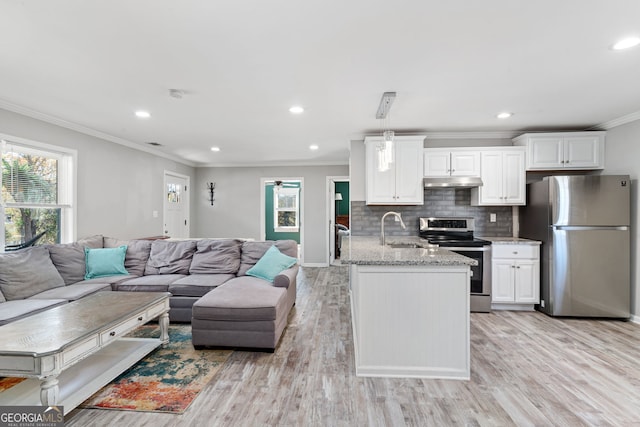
[
  {"xmin": 0, "ymin": 246, "xmax": 65, "ymax": 300},
  {"xmin": 0, "ymin": 299, "xmax": 67, "ymax": 326},
  {"xmin": 84, "ymin": 246, "xmax": 129, "ymax": 279},
  {"xmin": 47, "ymin": 235, "xmax": 104, "ymax": 285},
  {"xmin": 189, "ymin": 239, "xmax": 242, "ymax": 274},
  {"xmin": 238, "ymin": 240, "xmax": 298, "ymax": 276},
  {"xmin": 192, "ymin": 276, "xmax": 288, "ymax": 322},
  {"xmin": 144, "ymin": 240, "xmax": 197, "ymax": 275},
  {"xmin": 246, "ymin": 245, "xmax": 297, "ymax": 282},
  {"xmin": 79, "ymin": 275, "xmax": 137, "ymax": 286},
  {"xmin": 114, "ymin": 274, "xmax": 186, "ymax": 292},
  {"xmin": 169, "ymin": 274, "xmax": 235, "ymax": 297},
  {"xmin": 104, "ymin": 237, "xmax": 152, "ymax": 277},
  {"xmin": 29, "ymin": 283, "xmax": 112, "ymax": 301}
]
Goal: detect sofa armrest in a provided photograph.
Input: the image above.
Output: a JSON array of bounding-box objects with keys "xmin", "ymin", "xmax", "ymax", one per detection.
[{"xmin": 273, "ymin": 264, "xmax": 299, "ymax": 288}]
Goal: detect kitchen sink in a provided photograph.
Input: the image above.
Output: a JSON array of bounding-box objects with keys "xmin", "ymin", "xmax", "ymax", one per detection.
[{"xmin": 387, "ymin": 243, "xmax": 421, "ymax": 249}]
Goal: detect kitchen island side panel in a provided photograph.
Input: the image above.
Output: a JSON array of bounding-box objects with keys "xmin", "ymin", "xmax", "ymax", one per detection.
[{"xmin": 351, "ymin": 264, "xmax": 470, "ymax": 379}]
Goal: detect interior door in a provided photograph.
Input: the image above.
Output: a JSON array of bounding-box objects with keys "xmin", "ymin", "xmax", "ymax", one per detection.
[{"xmin": 164, "ymin": 173, "xmax": 189, "ymax": 238}]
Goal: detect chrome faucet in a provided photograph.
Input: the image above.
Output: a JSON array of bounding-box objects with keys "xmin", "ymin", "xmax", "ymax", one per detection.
[{"xmin": 380, "ymin": 211, "xmax": 407, "ymax": 245}]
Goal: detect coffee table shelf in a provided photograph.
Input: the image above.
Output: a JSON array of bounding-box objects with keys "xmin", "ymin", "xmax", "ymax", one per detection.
[
  {"xmin": 0, "ymin": 338, "xmax": 159, "ymax": 413},
  {"xmin": 0, "ymin": 292, "xmax": 170, "ymax": 415}
]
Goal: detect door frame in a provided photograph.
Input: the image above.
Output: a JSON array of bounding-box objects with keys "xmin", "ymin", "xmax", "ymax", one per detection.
[
  {"xmin": 326, "ymin": 176, "xmax": 349, "ymax": 265},
  {"xmin": 260, "ymin": 177, "xmax": 304, "ymax": 264},
  {"xmin": 163, "ymin": 170, "xmax": 191, "ymax": 238}
]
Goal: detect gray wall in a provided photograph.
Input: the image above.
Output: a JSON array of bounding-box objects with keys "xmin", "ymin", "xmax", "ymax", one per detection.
[
  {"xmin": 0, "ymin": 108, "xmax": 195, "ymax": 240},
  {"xmin": 194, "ymin": 165, "xmax": 348, "ymax": 265},
  {"xmin": 603, "ymin": 119, "xmax": 640, "ymax": 318}
]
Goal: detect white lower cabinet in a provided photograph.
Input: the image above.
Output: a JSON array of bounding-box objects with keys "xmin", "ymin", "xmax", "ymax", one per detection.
[{"xmin": 491, "ymin": 243, "xmax": 540, "ymax": 310}]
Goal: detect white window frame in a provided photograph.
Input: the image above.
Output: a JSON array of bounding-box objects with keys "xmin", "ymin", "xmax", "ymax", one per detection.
[
  {"xmin": 1, "ymin": 134, "xmax": 77, "ymax": 250},
  {"xmin": 273, "ymin": 187, "xmax": 300, "ymax": 233}
]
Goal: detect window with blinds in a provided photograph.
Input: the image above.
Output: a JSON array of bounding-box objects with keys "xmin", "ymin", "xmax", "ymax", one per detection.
[{"xmin": 1, "ymin": 137, "xmax": 75, "ymax": 249}]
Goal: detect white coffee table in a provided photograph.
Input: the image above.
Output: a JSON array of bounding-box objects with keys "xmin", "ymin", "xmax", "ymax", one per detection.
[{"xmin": 0, "ymin": 291, "xmax": 170, "ymax": 414}]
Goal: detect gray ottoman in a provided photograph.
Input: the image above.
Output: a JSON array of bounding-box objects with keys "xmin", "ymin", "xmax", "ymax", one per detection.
[{"xmin": 191, "ymin": 275, "xmax": 296, "ymax": 351}]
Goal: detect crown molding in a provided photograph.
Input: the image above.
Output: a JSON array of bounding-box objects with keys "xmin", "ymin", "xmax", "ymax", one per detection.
[
  {"xmin": 356, "ymin": 131, "xmax": 520, "ymax": 140},
  {"xmin": 0, "ymin": 99, "xmax": 197, "ymax": 167},
  {"xmin": 424, "ymin": 131, "xmax": 520, "ymax": 139},
  {"xmin": 197, "ymin": 160, "xmax": 349, "ymax": 168},
  {"xmin": 594, "ymin": 110, "xmax": 640, "ymax": 130}
]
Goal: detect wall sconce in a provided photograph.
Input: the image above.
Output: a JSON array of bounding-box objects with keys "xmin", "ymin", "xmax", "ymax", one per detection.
[{"xmin": 207, "ymin": 182, "xmax": 216, "ymax": 206}]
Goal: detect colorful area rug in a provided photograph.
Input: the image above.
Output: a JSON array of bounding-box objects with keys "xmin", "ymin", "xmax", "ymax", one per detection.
[{"xmin": 79, "ymin": 324, "xmax": 232, "ymax": 413}]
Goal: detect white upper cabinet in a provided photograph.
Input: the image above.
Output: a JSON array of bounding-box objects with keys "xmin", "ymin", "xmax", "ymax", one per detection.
[
  {"xmin": 365, "ymin": 136, "xmax": 425, "ymax": 205},
  {"xmin": 470, "ymin": 147, "xmax": 526, "ymax": 206},
  {"xmin": 423, "ymin": 149, "xmax": 480, "ymax": 177},
  {"xmin": 513, "ymin": 131, "xmax": 605, "ymax": 170}
]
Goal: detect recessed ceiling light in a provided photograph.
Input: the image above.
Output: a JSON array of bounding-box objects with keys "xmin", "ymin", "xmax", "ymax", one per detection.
[
  {"xmin": 210, "ymin": 147, "xmax": 221, "ymax": 152},
  {"xmin": 612, "ymin": 37, "xmax": 640, "ymax": 50},
  {"xmin": 135, "ymin": 110, "xmax": 151, "ymax": 118},
  {"xmin": 497, "ymin": 112, "xmax": 513, "ymax": 119},
  {"xmin": 289, "ymin": 106, "xmax": 304, "ymax": 114},
  {"xmin": 309, "ymin": 144, "xmax": 319, "ymax": 150}
]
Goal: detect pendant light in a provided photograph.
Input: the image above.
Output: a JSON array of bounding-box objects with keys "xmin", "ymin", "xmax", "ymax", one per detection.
[{"xmin": 376, "ymin": 92, "xmax": 396, "ymax": 172}]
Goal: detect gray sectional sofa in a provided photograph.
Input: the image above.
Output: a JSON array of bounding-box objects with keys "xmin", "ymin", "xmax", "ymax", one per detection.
[{"xmin": 0, "ymin": 236, "xmax": 298, "ymax": 350}]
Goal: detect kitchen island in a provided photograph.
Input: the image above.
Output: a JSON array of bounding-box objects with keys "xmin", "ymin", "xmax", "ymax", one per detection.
[{"xmin": 342, "ymin": 236, "xmax": 476, "ymax": 380}]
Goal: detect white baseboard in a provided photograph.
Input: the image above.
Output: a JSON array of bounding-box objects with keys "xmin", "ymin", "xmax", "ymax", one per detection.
[{"xmin": 630, "ymin": 314, "xmax": 640, "ymax": 324}]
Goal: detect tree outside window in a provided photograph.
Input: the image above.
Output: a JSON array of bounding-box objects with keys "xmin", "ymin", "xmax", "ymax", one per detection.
[
  {"xmin": 274, "ymin": 187, "xmax": 299, "ymax": 232},
  {"xmin": 1, "ymin": 138, "xmax": 75, "ymax": 249}
]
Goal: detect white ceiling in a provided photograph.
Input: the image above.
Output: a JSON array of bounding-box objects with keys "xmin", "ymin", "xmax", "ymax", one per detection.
[{"xmin": 1, "ymin": 1, "xmax": 640, "ymax": 167}]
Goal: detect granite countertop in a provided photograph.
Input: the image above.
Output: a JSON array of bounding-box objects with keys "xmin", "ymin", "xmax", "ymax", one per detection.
[
  {"xmin": 342, "ymin": 236, "xmax": 478, "ymax": 266},
  {"xmin": 479, "ymin": 236, "xmax": 542, "ymax": 245}
]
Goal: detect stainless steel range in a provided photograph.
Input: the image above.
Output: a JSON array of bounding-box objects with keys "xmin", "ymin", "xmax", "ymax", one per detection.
[{"xmin": 419, "ymin": 217, "xmax": 492, "ymax": 312}]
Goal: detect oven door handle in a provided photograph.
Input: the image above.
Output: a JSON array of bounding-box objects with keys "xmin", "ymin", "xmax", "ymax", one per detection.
[{"xmin": 438, "ymin": 246, "xmax": 490, "ymax": 251}]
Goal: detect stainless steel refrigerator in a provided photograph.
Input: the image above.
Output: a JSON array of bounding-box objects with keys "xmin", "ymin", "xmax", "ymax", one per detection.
[{"xmin": 519, "ymin": 175, "xmax": 631, "ymax": 318}]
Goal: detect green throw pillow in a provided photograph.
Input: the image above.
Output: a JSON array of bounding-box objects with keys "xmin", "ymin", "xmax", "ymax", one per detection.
[
  {"xmin": 246, "ymin": 245, "xmax": 297, "ymax": 282},
  {"xmin": 85, "ymin": 245, "xmax": 129, "ymax": 279}
]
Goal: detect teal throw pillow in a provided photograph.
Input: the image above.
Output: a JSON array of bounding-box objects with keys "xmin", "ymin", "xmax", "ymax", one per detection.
[
  {"xmin": 246, "ymin": 245, "xmax": 297, "ymax": 282},
  {"xmin": 85, "ymin": 245, "xmax": 129, "ymax": 279}
]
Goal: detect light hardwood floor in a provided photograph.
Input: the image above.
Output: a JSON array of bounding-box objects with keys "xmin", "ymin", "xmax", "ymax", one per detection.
[{"xmin": 66, "ymin": 266, "xmax": 640, "ymax": 426}]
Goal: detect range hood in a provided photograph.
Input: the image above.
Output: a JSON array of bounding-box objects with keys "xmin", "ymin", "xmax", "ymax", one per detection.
[{"xmin": 423, "ymin": 176, "xmax": 483, "ymax": 188}]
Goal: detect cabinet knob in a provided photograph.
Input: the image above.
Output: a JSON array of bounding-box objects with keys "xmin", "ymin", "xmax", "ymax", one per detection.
[
  {"xmin": 516, "ymin": 266, "xmax": 521, "ymax": 269},
  {"xmin": 513, "ymin": 251, "xmax": 518, "ymax": 254},
  {"xmin": 138, "ymin": 316, "xmax": 143, "ymax": 321},
  {"xmin": 109, "ymin": 331, "xmax": 116, "ymax": 337}
]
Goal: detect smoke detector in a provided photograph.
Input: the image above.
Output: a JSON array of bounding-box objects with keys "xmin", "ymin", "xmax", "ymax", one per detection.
[{"xmin": 169, "ymin": 89, "xmax": 184, "ymax": 99}]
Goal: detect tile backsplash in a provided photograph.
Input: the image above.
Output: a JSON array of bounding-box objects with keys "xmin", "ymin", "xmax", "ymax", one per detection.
[{"xmin": 350, "ymin": 188, "xmax": 513, "ymax": 237}]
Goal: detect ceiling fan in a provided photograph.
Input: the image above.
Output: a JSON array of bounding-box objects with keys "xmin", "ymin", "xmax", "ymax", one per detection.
[{"xmin": 273, "ymin": 180, "xmax": 299, "ymax": 189}]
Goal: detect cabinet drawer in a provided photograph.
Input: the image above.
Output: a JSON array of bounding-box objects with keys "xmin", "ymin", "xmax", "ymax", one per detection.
[
  {"xmin": 146, "ymin": 300, "xmax": 169, "ymax": 319},
  {"xmin": 100, "ymin": 312, "xmax": 147, "ymax": 345},
  {"xmin": 492, "ymin": 244, "xmax": 539, "ymax": 259},
  {"xmin": 62, "ymin": 336, "xmax": 100, "ymax": 367}
]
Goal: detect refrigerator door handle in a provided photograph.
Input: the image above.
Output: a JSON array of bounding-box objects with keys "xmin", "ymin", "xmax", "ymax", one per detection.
[{"xmin": 553, "ymin": 225, "xmax": 629, "ymax": 231}]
